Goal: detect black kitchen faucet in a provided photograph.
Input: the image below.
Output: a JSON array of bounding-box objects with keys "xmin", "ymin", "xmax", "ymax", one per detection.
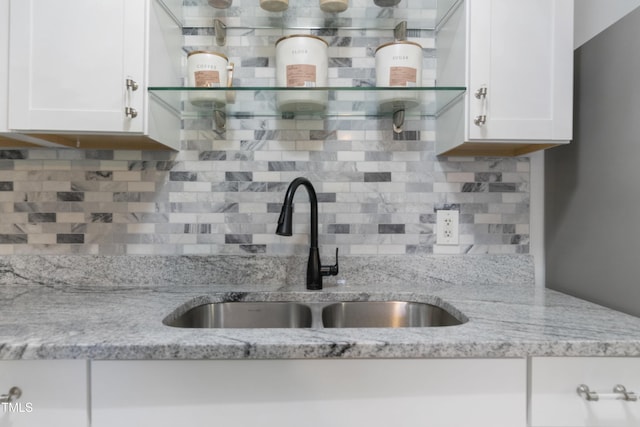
[{"xmin": 275, "ymin": 177, "xmax": 339, "ymax": 290}]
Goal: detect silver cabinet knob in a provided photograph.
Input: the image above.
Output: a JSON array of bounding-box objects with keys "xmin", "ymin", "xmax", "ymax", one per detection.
[
  {"xmin": 126, "ymin": 78, "xmax": 139, "ymax": 91},
  {"xmin": 577, "ymin": 384, "xmax": 599, "ymax": 401},
  {"xmin": 614, "ymin": 384, "xmax": 638, "ymax": 401},
  {"xmin": 474, "ymin": 115, "xmax": 487, "ymax": 126},
  {"xmin": 474, "ymin": 86, "xmax": 487, "ymax": 99},
  {"xmin": 0, "ymin": 386, "xmax": 22, "ymax": 404},
  {"xmin": 125, "ymin": 107, "xmax": 138, "ymax": 119}
]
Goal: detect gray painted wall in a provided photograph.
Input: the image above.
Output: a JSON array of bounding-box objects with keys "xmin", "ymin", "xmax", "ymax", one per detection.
[
  {"xmin": 574, "ymin": 1, "xmax": 640, "ymax": 48},
  {"xmin": 546, "ymin": 7, "xmax": 640, "ymax": 317}
]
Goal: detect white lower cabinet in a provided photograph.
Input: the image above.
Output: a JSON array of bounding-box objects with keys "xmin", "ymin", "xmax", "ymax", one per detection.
[
  {"xmin": 92, "ymin": 358, "xmax": 526, "ymax": 427},
  {"xmin": 530, "ymin": 357, "xmax": 640, "ymax": 427},
  {"xmin": 9, "ymin": 356, "xmax": 640, "ymax": 426},
  {"xmin": 0, "ymin": 360, "xmax": 88, "ymax": 427},
  {"xmin": 11, "ymin": 356, "xmax": 640, "ymax": 426}
]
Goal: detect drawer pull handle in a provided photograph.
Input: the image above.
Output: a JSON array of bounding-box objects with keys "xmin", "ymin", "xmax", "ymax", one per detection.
[
  {"xmin": 577, "ymin": 384, "xmax": 638, "ymax": 402},
  {"xmin": 577, "ymin": 384, "xmax": 599, "ymax": 401},
  {"xmin": 124, "ymin": 78, "xmax": 139, "ymax": 120},
  {"xmin": 614, "ymin": 384, "xmax": 638, "ymax": 401},
  {"xmin": 0, "ymin": 386, "xmax": 21, "ymax": 403}
]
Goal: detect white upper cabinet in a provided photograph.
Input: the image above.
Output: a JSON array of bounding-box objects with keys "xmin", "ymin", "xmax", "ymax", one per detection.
[
  {"xmin": 9, "ymin": 0, "xmax": 145, "ymax": 134},
  {"xmin": 7, "ymin": 0, "xmax": 182, "ymax": 150},
  {"xmin": 0, "ymin": 0, "xmax": 6, "ymax": 134},
  {"xmin": 0, "ymin": 0, "xmax": 13, "ymax": 144},
  {"xmin": 437, "ymin": 0, "xmax": 574, "ymax": 156},
  {"xmin": 2, "ymin": 0, "xmax": 78, "ymax": 147}
]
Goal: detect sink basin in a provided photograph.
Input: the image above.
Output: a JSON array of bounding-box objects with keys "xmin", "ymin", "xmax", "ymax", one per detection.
[
  {"xmin": 164, "ymin": 302, "xmax": 313, "ymax": 328},
  {"xmin": 164, "ymin": 299, "xmax": 465, "ymax": 329},
  {"xmin": 321, "ymin": 301, "xmax": 462, "ymax": 328}
]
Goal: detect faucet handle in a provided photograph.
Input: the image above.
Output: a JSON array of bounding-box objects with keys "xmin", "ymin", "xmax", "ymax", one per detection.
[{"xmin": 321, "ymin": 248, "xmax": 339, "ymax": 277}]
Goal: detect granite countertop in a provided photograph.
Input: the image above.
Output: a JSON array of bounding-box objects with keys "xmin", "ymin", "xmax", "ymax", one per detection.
[{"xmin": 1, "ymin": 254, "xmax": 640, "ymax": 360}]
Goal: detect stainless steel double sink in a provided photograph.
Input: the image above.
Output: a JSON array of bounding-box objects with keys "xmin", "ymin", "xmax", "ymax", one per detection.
[{"xmin": 163, "ymin": 300, "xmax": 466, "ymax": 329}]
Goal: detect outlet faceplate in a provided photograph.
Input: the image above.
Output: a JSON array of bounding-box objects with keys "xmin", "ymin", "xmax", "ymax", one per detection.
[{"xmin": 436, "ymin": 210, "xmax": 459, "ymax": 245}]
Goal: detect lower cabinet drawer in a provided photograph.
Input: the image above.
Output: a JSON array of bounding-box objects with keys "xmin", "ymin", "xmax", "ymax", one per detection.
[
  {"xmin": 530, "ymin": 357, "xmax": 640, "ymax": 427},
  {"xmin": 0, "ymin": 360, "xmax": 88, "ymax": 427},
  {"xmin": 92, "ymin": 358, "xmax": 526, "ymax": 427}
]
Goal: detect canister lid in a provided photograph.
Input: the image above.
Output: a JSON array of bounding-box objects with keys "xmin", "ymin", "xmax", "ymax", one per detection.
[
  {"xmin": 187, "ymin": 50, "xmax": 229, "ymax": 61},
  {"xmin": 375, "ymin": 40, "xmax": 423, "ymax": 54},
  {"xmin": 275, "ymin": 34, "xmax": 329, "ymax": 47}
]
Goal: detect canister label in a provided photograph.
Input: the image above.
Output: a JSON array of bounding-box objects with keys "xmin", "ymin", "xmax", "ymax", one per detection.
[
  {"xmin": 286, "ymin": 64, "xmax": 317, "ymax": 87},
  {"xmin": 389, "ymin": 66, "xmax": 417, "ymax": 87},
  {"xmin": 195, "ymin": 70, "xmax": 221, "ymax": 87}
]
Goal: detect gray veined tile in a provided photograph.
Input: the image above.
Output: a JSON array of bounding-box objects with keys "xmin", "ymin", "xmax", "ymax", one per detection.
[
  {"xmin": 169, "ymin": 172, "xmax": 198, "ymax": 182},
  {"xmin": 0, "ymin": 234, "xmax": 27, "ymax": 244},
  {"xmin": 378, "ymin": 224, "xmax": 406, "ymax": 234},
  {"xmin": 85, "ymin": 170, "xmax": 113, "ymax": 181},
  {"xmin": 27, "ymin": 213, "xmax": 56, "ymax": 223},
  {"xmin": 0, "ymin": 150, "xmax": 26, "ymax": 160},
  {"xmin": 91, "ymin": 213, "xmax": 113, "ymax": 223},
  {"xmin": 225, "ymin": 172, "xmax": 253, "ymax": 182},
  {"xmin": 56, "ymin": 234, "xmax": 84, "ymax": 244},
  {"xmin": 0, "ymin": 2, "xmax": 530, "ymax": 257},
  {"xmin": 225, "ymin": 234, "xmax": 252, "ymax": 244},
  {"xmin": 239, "ymin": 244, "xmax": 267, "ymax": 254}
]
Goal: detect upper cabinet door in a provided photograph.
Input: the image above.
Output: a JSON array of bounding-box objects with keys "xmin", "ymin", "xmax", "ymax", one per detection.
[
  {"xmin": 8, "ymin": 0, "xmax": 146, "ymax": 133},
  {"xmin": 467, "ymin": 0, "xmax": 573, "ymax": 141},
  {"xmin": 0, "ymin": 0, "xmax": 9, "ymax": 132}
]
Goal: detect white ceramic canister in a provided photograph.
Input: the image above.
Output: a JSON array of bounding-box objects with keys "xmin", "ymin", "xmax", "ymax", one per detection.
[
  {"xmin": 187, "ymin": 50, "xmax": 234, "ymax": 107},
  {"xmin": 319, "ymin": 0, "xmax": 348, "ymax": 13},
  {"xmin": 208, "ymin": 0, "xmax": 232, "ymax": 8},
  {"xmin": 375, "ymin": 41, "xmax": 423, "ymax": 110},
  {"xmin": 275, "ymin": 35, "xmax": 328, "ymax": 112},
  {"xmin": 374, "ymin": 0, "xmax": 400, "ymax": 6},
  {"xmin": 260, "ymin": 0, "xmax": 289, "ymax": 12}
]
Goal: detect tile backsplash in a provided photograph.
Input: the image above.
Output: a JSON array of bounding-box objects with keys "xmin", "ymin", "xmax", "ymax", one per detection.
[{"xmin": 0, "ymin": 0, "xmax": 531, "ymax": 256}]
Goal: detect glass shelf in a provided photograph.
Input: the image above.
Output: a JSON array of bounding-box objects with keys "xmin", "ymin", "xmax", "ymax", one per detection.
[
  {"xmin": 157, "ymin": 0, "xmax": 462, "ymax": 31},
  {"xmin": 148, "ymin": 86, "xmax": 466, "ymax": 121}
]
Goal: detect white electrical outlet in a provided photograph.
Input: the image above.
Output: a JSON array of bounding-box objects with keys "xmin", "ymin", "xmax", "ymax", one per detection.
[{"xmin": 436, "ymin": 210, "xmax": 459, "ymax": 245}]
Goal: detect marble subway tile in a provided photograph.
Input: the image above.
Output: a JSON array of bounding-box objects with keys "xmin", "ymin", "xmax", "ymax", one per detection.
[{"xmin": 0, "ymin": 5, "xmax": 530, "ymax": 256}]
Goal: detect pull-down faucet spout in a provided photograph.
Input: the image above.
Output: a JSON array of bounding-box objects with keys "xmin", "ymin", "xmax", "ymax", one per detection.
[{"xmin": 276, "ymin": 177, "xmax": 338, "ymax": 290}]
